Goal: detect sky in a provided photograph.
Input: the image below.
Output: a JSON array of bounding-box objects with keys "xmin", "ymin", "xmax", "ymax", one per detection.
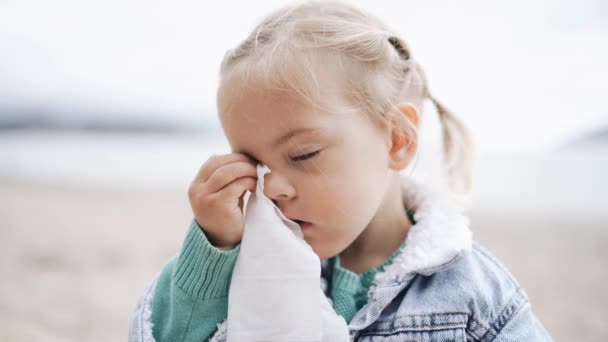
[{"xmin": 1, "ymin": 0, "xmax": 606, "ymax": 154}]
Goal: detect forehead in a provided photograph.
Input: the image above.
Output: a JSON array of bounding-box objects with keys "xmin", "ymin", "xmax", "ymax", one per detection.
[
  {"xmin": 217, "ymin": 77, "xmax": 354, "ymax": 150},
  {"xmin": 219, "ymin": 91, "xmax": 331, "ymax": 153},
  {"xmin": 217, "ymin": 53, "xmax": 353, "ymax": 129}
]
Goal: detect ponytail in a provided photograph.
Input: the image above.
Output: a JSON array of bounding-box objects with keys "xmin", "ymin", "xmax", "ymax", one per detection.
[{"xmin": 416, "ymin": 64, "xmax": 474, "ymax": 208}]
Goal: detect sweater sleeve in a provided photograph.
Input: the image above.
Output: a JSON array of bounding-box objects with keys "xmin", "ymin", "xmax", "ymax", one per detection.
[{"xmin": 150, "ymin": 218, "xmax": 241, "ymax": 342}]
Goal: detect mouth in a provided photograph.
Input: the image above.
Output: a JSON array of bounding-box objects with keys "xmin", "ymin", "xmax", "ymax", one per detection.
[{"xmin": 292, "ymin": 219, "xmax": 313, "ymax": 230}]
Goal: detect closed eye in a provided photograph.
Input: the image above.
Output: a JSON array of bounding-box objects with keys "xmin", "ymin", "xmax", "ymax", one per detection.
[{"xmin": 291, "ymin": 150, "xmax": 320, "ymax": 162}]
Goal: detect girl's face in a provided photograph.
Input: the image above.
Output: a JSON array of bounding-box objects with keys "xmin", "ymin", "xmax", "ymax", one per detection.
[{"xmin": 218, "ymin": 82, "xmax": 398, "ymax": 259}]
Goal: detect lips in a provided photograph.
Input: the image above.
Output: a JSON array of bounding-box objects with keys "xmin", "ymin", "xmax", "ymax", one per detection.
[{"xmin": 292, "ymin": 220, "xmax": 312, "ymax": 230}]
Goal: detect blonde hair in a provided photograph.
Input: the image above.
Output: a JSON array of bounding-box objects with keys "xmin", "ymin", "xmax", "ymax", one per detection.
[{"xmin": 216, "ymin": 0, "xmax": 474, "ymax": 203}]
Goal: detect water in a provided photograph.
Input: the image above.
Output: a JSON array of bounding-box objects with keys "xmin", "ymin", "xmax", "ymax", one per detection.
[
  {"xmin": 0, "ymin": 130, "xmax": 228, "ymax": 190},
  {"xmin": 471, "ymin": 150, "xmax": 608, "ymax": 219},
  {"xmin": 1, "ymin": 130, "xmax": 606, "ymax": 220}
]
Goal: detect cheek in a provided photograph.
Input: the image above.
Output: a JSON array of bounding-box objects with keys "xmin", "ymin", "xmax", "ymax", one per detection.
[
  {"xmin": 299, "ymin": 147, "xmax": 381, "ymax": 224},
  {"xmin": 303, "ymin": 155, "xmax": 371, "ymax": 219},
  {"xmin": 315, "ymin": 182, "xmax": 368, "ymax": 237}
]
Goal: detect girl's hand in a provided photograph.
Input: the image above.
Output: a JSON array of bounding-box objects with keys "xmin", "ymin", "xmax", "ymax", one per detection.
[{"xmin": 188, "ymin": 153, "xmax": 258, "ymax": 250}]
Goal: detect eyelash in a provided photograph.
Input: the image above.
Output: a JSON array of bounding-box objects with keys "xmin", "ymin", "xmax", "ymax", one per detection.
[{"xmin": 291, "ymin": 150, "xmax": 320, "ymax": 162}]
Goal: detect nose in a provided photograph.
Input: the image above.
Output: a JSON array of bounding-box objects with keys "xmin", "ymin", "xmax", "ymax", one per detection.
[{"xmin": 263, "ymin": 170, "xmax": 296, "ymax": 202}]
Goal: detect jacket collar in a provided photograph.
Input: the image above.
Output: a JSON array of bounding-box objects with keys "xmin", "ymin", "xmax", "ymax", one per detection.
[
  {"xmin": 321, "ymin": 176, "xmax": 473, "ymax": 335},
  {"xmin": 372, "ymin": 176, "xmax": 472, "ymax": 287},
  {"xmin": 323, "ymin": 176, "xmax": 473, "ymax": 286}
]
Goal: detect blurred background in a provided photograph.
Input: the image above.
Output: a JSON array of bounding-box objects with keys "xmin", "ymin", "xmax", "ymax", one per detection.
[{"xmin": 1, "ymin": 0, "xmax": 606, "ymax": 340}]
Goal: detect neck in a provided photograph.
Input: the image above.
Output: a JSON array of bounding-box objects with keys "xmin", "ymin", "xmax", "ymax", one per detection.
[{"xmin": 339, "ymin": 175, "xmax": 411, "ymax": 274}]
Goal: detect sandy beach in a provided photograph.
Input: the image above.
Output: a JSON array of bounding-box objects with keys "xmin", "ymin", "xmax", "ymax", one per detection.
[{"xmin": 1, "ymin": 176, "xmax": 606, "ymax": 341}]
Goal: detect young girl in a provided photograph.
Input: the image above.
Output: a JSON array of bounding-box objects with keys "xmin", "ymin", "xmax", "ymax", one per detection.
[{"xmin": 129, "ymin": 1, "xmax": 552, "ymax": 341}]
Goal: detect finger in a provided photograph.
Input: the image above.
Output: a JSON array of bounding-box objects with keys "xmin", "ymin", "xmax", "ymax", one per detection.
[
  {"xmin": 217, "ymin": 177, "xmax": 257, "ymax": 205},
  {"xmin": 194, "ymin": 153, "xmax": 257, "ymax": 183},
  {"xmin": 205, "ymin": 161, "xmax": 258, "ymax": 194}
]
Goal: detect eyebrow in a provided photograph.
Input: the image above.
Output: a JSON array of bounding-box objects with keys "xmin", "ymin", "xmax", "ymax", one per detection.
[
  {"xmin": 234, "ymin": 127, "xmax": 320, "ymax": 160},
  {"xmin": 272, "ymin": 127, "xmax": 319, "ymax": 147}
]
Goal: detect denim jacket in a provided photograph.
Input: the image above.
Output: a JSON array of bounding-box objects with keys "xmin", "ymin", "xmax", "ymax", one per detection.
[{"xmin": 129, "ymin": 177, "xmax": 553, "ymax": 341}]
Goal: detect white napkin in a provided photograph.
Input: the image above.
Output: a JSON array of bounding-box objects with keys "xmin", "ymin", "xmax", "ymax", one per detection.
[{"xmin": 226, "ymin": 163, "xmax": 349, "ymax": 342}]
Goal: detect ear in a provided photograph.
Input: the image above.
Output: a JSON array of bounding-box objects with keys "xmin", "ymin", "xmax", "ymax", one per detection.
[{"xmin": 387, "ymin": 103, "xmax": 419, "ymax": 171}]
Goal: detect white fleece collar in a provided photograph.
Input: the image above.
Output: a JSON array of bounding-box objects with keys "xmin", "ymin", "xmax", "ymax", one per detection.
[{"xmin": 368, "ymin": 176, "xmax": 473, "ymax": 292}]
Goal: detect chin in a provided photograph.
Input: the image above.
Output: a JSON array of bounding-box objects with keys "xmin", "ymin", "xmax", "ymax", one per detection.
[{"xmin": 309, "ymin": 243, "xmax": 339, "ymax": 260}]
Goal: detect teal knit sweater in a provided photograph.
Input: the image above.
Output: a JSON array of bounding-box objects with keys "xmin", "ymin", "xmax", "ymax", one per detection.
[
  {"xmin": 151, "ymin": 219, "xmax": 404, "ymax": 341},
  {"xmin": 330, "ymin": 242, "xmax": 405, "ymax": 323}
]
